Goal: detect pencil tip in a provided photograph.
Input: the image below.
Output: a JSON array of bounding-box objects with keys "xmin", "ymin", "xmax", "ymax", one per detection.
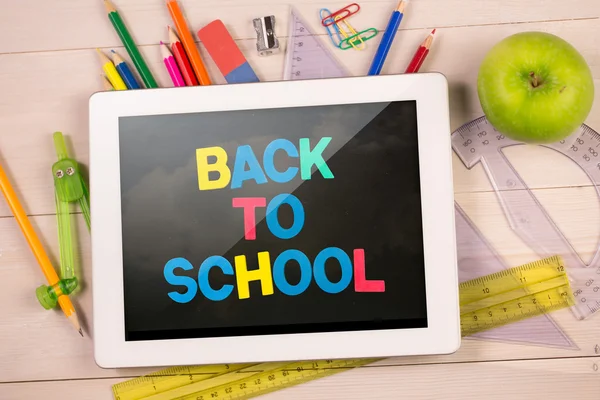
[
  {"xmin": 431, "ymin": 29, "xmax": 436, "ymax": 35},
  {"xmin": 160, "ymin": 40, "xmax": 164, "ymax": 45},
  {"xmin": 79, "ymin": 329, "xmax": 84, "ymax": 337},
  {"xmin": 111, "ymin": 49, "xmax": 116, "ymax": 53}
]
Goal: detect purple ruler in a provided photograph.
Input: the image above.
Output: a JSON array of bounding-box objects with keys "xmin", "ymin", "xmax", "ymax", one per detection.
[{"xmin": 283, "ymin": 7, "xmax": 348, "ymax": 81}]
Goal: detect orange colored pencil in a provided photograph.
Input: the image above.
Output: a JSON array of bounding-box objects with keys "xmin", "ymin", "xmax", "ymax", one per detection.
[
  {"xmin": 166, "ymin": 0, "xmax": 212, "ymax": 85},
  {"xmin": 0, "ymin": 162, "xmax": 82, "ymax": 336}
]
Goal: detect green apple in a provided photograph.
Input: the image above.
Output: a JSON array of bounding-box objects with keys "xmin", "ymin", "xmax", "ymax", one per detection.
[{"xmin": 477, "ymin": 32, "xmax": 594, "ymax": 143}]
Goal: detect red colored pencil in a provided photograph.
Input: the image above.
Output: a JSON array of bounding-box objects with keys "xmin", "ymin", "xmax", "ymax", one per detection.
[
  {"xmin": 168, "ymin": 26, "xmax": 198, "ymax": 86},
  {"xmin": 405, "ymin": 29, "xmax": 436, "ymax": 73}
]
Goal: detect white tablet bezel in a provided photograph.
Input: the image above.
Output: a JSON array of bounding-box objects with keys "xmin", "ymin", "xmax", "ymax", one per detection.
[{"xmin": 90, "ymin": 74, "xmax": 460, "ymax": 368}]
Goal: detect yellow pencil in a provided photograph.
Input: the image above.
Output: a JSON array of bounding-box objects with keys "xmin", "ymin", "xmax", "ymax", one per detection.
[
  {"xmin": 0, "ymin": 161, "xmax": 83, "ymax": 336},
  {"xmin": 96, "ymin": 49, "xmax": 127, "ymax": 90}
]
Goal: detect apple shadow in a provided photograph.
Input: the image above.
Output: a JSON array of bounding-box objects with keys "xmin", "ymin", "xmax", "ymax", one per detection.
[{"xmin": 448, "ymin": 82, "xmax": 475, "ymax": 129}]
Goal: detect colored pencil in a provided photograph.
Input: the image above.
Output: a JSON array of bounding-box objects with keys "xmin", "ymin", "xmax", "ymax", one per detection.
[
  {"xmin": 166, "ymin": 0, "xmax": 212, "ymax": 85},
  {"xmin": 96, "ymin": 49, "xmax": 127, "ymax": 90},
  {"xmin": 168, "ymin": 26, "xmax": 198, "ymax": 86},
  {"xmin": 104, "ymin": 0, "xmax": 158, "ymax": 88},
  {"xmin": 367, "ymin": 0, "xmax": 408, "ymax": 76},
  {"xmin": 101, "ymin": 75, "xmax": 115, "ymax": 91},
  {"xmin": 405, "ymin": 29, "xmax": 436, "ymax": 73},
  {"xmin": 0, "ymin": 162, "xmax": 82, "ymax": 336},
  {"xmin": 111, "ymin": 50, "xmax": 141, "ymax": 89},
  {"xmin": 160, "ymin": 41, "xmax": 186, "ymax": 87}
]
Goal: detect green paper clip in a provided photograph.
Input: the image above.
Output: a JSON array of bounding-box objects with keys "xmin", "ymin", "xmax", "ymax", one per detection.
[
  {"xmin": 338, "ymin": 27, "xmax": 378, "ymax": 50},
  {"xmin": 35, "ymin": 132, "xmax": 91, "ymax": 309}
]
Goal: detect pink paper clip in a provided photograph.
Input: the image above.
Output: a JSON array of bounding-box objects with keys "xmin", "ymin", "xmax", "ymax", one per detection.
[{"xmin": 321, "ymin": 3, "xmax": 360, "ymax": 26}]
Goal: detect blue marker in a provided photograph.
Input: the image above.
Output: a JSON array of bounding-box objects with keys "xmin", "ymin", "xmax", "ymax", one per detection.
[
  {"xmin": 111, "ymin": 50, "xmax": 141, "ymax": 89},
  {"xmin": 367, "ymin": 0, "xmax": 407, "ymax": 76}
]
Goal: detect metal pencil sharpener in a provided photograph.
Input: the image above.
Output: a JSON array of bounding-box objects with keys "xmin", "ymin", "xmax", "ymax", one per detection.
[{"xmin": 253, "ymin": 15, "xmax": 280, "ymax": 56}]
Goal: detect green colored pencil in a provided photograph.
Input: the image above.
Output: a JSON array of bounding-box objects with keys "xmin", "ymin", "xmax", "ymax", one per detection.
[{"xmin": 103, "ymin": 0, "xmax": 158, "ymax": 88}]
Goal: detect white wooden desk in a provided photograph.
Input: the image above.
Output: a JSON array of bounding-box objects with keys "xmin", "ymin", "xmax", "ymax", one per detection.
[{"xmin": 0, "ymin": 1, "xmax": 598, "ymax": 398}]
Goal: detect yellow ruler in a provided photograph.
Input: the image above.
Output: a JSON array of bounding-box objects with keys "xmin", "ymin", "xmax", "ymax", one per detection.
[
  {"xmin": 459, "ymin": 255, "xmax": 574, "ymax": 336},
  {"xmin": 113, "ymin": 255, "xmax": 574, "ymax": 400},
  {"xmin": 113, "ymin": 358, "xmax": 377, "ymax": 400}
]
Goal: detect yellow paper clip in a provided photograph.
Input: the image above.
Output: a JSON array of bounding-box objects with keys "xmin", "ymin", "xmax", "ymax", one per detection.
[
  {"xmin": 335, "ymin": 15, "xmax": 364, "ymax": 50},
  {"xmin": 335, "ymin": 16, "xmax": 378, "ymax": 51}
]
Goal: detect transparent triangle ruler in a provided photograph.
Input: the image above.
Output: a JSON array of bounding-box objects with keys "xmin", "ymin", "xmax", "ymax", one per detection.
[
  {"xmin": 452, "ymin": 117, "xmax": 600, "ymax": 320},
  {"xmin": 283, "ymin": 7, "xmax": 348, "ymax": 81},
  {"xmin": 455, "ymin": 204, "xmax": 576, "ymax": 348},
  {"xmin": 282, "ymin": 26, "xmax": 575, "ymax": 346}
]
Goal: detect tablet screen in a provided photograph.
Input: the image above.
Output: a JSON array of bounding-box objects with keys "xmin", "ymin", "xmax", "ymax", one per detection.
[{"xmin": 119, "ymin": 101, "xmax": 427, "ymax": 341}]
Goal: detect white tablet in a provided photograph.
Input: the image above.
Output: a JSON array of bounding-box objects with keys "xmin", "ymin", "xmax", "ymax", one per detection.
[{"xmin": 89, "ymin": 74, "xmax": 460, "ymax": 368}]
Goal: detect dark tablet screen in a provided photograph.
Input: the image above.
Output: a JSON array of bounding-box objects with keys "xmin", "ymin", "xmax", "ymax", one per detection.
[{"xmin": 119, "ymin": 101, "xmax": 427, "ymax": 341}]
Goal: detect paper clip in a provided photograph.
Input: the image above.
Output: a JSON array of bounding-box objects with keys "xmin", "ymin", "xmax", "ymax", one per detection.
[
  {"xmin": 337, "ymin": 16, "xmax": 378, "ymax": 51},
  {"xmin": 320, "ymin": 8, "xmax": 343, "ymax": 47},
  {"xmin": 335, "ymin": 16, "xmax": 376, "ymax": 51},
  {"xmin": 321, "ymin": 3, "xmax": 360, "ymax": 26}
]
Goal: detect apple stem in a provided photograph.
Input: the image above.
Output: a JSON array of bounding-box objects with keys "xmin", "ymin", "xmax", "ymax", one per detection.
[{"xmin": 529, "ymin": 72, "xmax": 541, "ymax": 88}]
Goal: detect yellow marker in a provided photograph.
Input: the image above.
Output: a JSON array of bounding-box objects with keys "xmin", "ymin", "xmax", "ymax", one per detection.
[{"xmin": 96, "ymin": 49, "xmax": 127, "ymax": 90}]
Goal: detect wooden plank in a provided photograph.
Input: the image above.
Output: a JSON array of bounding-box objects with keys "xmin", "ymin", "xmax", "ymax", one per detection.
[
  {"xmin": 0, "ymin": 358, "xmax": 597, "ymax": 399},
  {"xmin": 261, "ymin": 357, "xmax": 600, "ymax": 400},
  {"xmin": 0, "ymin": 185, "xmax": 599, "ymax": 382},
  {"xmin": 0, "ymin": 19, "xmax": 598, "ymax": 218},
  {"xmin": 0, "ymin": 0, "xmax": 597, "ymax": 54}
]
